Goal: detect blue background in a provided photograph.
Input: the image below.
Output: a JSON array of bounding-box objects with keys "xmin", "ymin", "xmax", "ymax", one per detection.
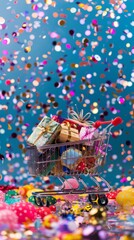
[{"xmin": 0, "ymin": 0, "xmax": 134, "ymax": 188}]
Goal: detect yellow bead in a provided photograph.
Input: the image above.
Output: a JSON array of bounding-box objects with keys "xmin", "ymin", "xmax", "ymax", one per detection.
[
  {"xmin": 120, "ymin": 236, "xmax": 134, "ymax": 240},
  {"xmin": 43, "ymin": 214, "xmax": 59, "ymax": 229},
  {"xmin": 63, "ymin": 234, "xmax": 82, "ymax": 240},
  {"xmin": 116, "ymin": 189, "xmax": 134, "ymax": 207}
]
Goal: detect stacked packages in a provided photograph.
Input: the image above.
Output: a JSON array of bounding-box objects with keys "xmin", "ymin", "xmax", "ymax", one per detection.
[{"xmin": 27, "ymin": 110, "xmax": 105, "ymax": 176}]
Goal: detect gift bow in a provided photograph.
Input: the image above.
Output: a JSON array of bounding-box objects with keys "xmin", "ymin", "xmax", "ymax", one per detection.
[
  {"xmin": 33, "ymin": 120, "xmax": 53, "ymax": 144},
  {"xmin": 69, "ymin": 109, "xmax": 94, "ymax": 125}
]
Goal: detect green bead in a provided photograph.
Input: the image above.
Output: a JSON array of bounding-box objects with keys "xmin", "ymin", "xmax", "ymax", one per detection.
[
  {"xmin": 5, "ymin": 190, "xmax": 18, "ymax": 200},
  {"xmin": 46, "ymin": 196, "xmax": 57, "ymax": 205},
  {"xmin": 28, "ymin": 196, "xmax": 36, "ymax": 204},
  {"xmin": 6, "ymin": 198, "xmax": 20, "ymax": 205}
]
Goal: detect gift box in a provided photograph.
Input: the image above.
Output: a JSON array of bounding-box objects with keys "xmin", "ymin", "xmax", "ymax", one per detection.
[
  {"xmin": 61, "ymin": 147, "xmax": 82, "ymax": 170},
  {"xmin": 79, "ymin": 126, "xmax": 99, "ymax": 141},
  {"xmin": 51, "ymin": 115, "xmax": 65, "ymax": 124},
  {"xmin": 58, "ymin": 122, "xmax": 80, "ymax": 143},
  {"xmin": 76, "ymin": 156, "xmax": 96, "ymax": 173},
  {"xmin": 27, "ymin": 116, "xmax": 61, "ymax": 149}
]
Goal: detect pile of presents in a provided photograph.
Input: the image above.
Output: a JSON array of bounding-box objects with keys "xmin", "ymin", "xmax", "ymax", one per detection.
[{"xmin": 27, "ymin": 109, "xmax": 106, "ymax": 176}]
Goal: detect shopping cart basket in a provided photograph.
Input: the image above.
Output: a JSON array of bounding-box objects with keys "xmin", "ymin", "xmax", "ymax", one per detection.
[{"xmin": 26, "ymin": 117, "xmax": 122, "ymax": 207}]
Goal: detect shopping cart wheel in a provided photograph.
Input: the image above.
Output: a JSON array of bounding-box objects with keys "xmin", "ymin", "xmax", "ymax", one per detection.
[
  {"xmin": 88, "ymin": 194, "xmax": 98, "ymax": 204},
  {"xmin": 98, "ymin": 195, "xmax": 108, "ymax": 206}
]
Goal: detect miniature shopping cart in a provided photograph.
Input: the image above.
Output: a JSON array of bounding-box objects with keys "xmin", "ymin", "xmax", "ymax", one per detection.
[{"xmin": 27, "ymin": 117, "xmax": 122, "ymax": 207}]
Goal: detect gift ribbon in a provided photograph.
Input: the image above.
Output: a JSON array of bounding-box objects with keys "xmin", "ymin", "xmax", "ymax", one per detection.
[
  {"xmin": 33, "ymin": 120, "xmax": 53, "ymax": 144},
  {"xmin": 61, "ymin": 122, "xmax": 72, "ymax": 141},
  {"xmin": 69, "ymin": 109, "xmax": 94, "ymax": 125}
]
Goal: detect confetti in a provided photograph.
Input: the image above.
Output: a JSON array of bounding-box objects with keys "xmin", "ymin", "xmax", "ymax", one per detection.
[{"xmin": 0, "ymin": 0, "xmax": 133, "ymax": 188}]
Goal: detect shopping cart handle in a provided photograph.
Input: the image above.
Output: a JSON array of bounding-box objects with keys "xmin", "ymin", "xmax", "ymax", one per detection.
[
  {"xmin": 93, "ymin": 117, "xmax": 123, "ymax": 128},
  {"xmin": 111, "ymin": 117, "xmax": 123, "ymax": 126}
]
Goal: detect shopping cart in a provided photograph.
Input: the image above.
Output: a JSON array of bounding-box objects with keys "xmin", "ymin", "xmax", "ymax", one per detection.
[{"xmin": 26, "ymin": 117, "xmax": 122, "ymax": 207}]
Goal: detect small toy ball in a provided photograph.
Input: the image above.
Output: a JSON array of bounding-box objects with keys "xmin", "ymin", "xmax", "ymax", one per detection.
[
  {"xmin": 42, "ymin": 214, "xmax": 59, "ymax": 229},
  {"xmin": 0, "ymin": 190, "xmax": 5, "ymax": 202},
  {"xmin": 0, "ymin": 202, "xmax": 10, "ymax": 210},
  {"xmin": 49, "ymin": 205, "xmax": 56, "ymax": 213},
  {"xmin": 0, "ymin": 209, "xmax": 18, "ymax": 230},
  {"xmin": 106, "ymin": 189, "xmax": 121, "ymax": 200},
  {"xmin": 11, "ymin": 201, "xmax": 37, "ymax": 224},
  {"xmin": 116, "ymin": 188, "xmax": 134, "ymax": 208},
  {"xmin": 36, "ymin": 206, "xmax": 51, "ymax": 220},
  {"xmin": 63, "ymin": 178, "xmax": 79, "ymax": 190}
]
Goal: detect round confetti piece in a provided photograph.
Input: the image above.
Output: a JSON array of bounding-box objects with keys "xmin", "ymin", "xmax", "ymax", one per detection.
[
  {"xmin": 58, "ymin": 19, "xmax": 66, "ymax": 26},
  {"xmin": 0, "ymin": 17, "xmax": 5, "ymax": 24}
]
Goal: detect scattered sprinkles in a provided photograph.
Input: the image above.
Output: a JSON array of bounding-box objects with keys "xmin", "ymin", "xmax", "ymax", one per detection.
[{"xmin": 0, "ymin": 0, "xmax": 133, "ymax": 186}]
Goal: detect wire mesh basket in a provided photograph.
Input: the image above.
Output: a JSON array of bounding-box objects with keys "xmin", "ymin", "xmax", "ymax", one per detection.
[{"xmin": 27, "ymin": 136, "xmax": 108, "ymax": 177}]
